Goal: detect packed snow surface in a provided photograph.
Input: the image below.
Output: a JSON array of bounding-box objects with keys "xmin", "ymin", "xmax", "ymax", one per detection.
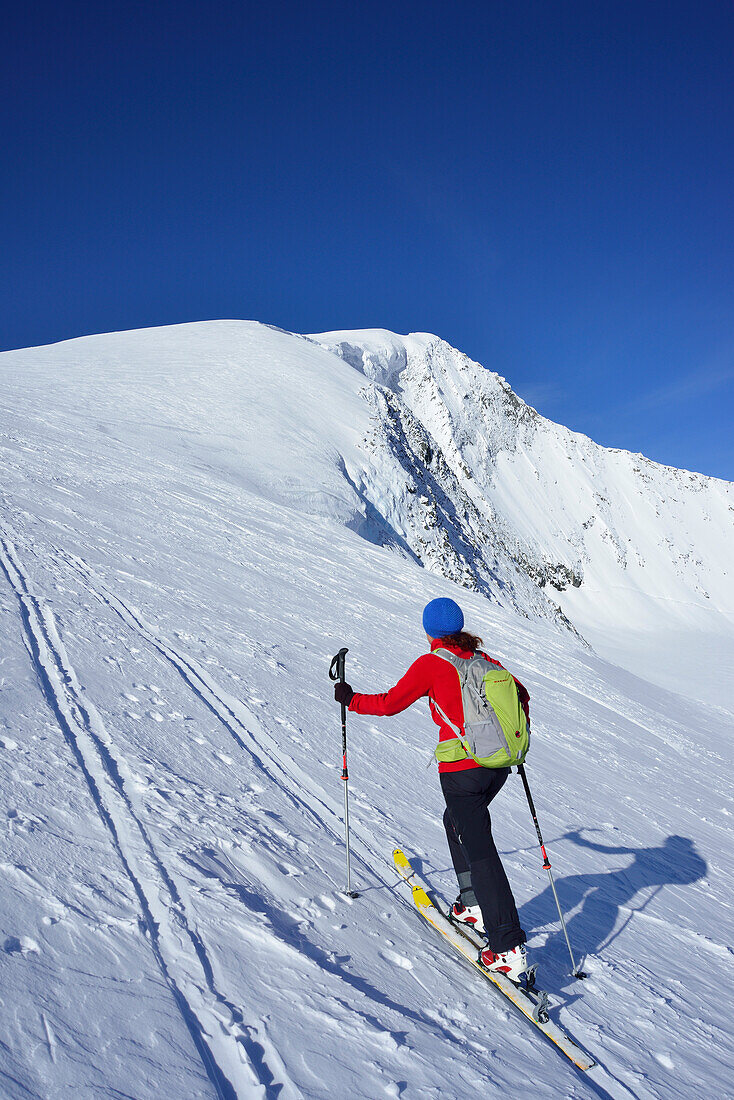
[{"xmin": 0, "ymin": 320, "xmax": 732, "ymax": 1099}]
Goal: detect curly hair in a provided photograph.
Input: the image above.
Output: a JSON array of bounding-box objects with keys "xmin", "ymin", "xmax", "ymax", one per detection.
[{"xmin": 435, "ymin": 630, "xmax": 483, "ymax": 652}]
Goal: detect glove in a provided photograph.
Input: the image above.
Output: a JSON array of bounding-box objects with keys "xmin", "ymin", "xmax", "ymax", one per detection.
[{"xmin": 334, "ymin": 682, "xmax": 354, "ymax": 706}]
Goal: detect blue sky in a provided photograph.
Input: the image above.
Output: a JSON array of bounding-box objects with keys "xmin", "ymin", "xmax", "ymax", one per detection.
[{"xmin": 2, "ymin": 1, "xmax": 733, "ymax": 478}]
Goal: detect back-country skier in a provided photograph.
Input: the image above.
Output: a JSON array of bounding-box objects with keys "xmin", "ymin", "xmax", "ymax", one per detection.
[{"xmin": 333, "ymin": 596, "xmax": 529, "ymax": 980}]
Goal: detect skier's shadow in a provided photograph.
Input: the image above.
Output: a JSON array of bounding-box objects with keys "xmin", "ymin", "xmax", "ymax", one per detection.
[{"xmin": 518, "ymin": 830, "xmax": 707, "ymax": 984}]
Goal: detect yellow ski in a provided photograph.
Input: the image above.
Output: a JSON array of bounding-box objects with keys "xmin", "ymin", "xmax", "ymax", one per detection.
[{"xmin": 393, "ymin": 848, "xmax": 596, "ymax": 1071}]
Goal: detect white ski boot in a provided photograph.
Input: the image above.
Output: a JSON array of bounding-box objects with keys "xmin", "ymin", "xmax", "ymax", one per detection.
[
  {"xmin": 450, "ymin": 897, "xmax": 485, "ymax": 935},
  {"xmin": 479, "ymin": 943, "xmax": 528, "ymax": 983}
]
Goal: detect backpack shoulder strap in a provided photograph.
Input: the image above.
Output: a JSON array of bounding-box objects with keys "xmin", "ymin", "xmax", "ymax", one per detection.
[
  {"xmin": 432, "ymin": 645, "xmax": 487, "ymax": 669},
  {"xmin": 432, "ymin": 647, "xmax": 462, "ymax": 666},
  {"xmin": 430, "ymin": 649, "xmax": 465, "ymax": 735}
]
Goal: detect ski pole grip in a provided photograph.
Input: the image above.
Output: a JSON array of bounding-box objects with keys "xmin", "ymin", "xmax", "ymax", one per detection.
[
  {"xmin": 329, "ymin": 646, "xmax": 349, "ymax": 723},
  {"xmin": 329, "ymin": 646, "xmax": 349, "ymax": 684},
  {"xmin": 329, "ymin": 647, "xmax": 350, "ymax": 775}
]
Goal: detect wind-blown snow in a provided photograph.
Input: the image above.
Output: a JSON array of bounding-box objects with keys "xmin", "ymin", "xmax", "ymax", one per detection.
[{"xmin": 0, "ymin": 320, "xmax": 732, "ymax": 1099}]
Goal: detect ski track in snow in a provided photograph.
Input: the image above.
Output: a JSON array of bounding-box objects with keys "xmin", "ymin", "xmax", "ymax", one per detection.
[
  {"xmin": 59, "ymin": 550, "xmax": 371, "ymax": 866},
  {"xmin": 56, "ymin": 553, "xmax": 524, "ymax": 1032},
  {"xmin": 1, "ymin": 523, "xmax": 726, "ymax": 1097},
  {"xmin": 1, "ymin": 531, "xmax": 579, "ymax": 1097},
  {"xmin": 0, "ymin": 508, "xmax": 728, "ymax": 1098},
  {"xmin": 51, "ymin": 552, "xmax": 644, "ymax": 1100},
  {"xmin": 0, "ymin": 532, "xmax": 287, "ymax": 1100}
]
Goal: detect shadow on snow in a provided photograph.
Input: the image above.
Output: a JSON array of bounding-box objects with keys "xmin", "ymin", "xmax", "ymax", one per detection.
[{"xmin": 518, "ymin": 830, "xmax": 707, "ymax": 983}]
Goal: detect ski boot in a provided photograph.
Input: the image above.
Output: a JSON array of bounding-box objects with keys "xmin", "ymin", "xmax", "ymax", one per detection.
[
  {"xmin": 450, "ymin": 897, "xmax": 485, "ymax": 935},
  {"xmin": 479, "ymin": 943, "xmax": 528, "ymax": 983}
]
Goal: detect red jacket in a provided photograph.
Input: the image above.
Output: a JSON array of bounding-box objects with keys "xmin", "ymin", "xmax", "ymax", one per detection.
[{"xmin": 349, "ymin": 638, "xmax": 530, "ymax": 773}]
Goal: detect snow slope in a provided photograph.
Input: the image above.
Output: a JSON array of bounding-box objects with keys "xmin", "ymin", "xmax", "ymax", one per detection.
[
  {"xmin": 311, "ymin": 328, "xmax": 734, "ymax": 708},
  {"xmin": 0, "ymin": 321, "xmax": 732, "ymax": 1099}
]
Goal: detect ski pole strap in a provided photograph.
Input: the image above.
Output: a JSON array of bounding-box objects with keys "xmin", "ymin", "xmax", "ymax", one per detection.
[{"xmin": 328, "ymin": 647, "xmax": 349, "ymax": 686}]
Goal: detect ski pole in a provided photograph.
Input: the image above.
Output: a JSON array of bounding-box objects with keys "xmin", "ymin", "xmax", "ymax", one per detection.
[
  {"xmin": 517, "ymin": 763, "xmax": 586, "ymax": 979},
  {"xmin": 329, "ymin": 647, "xmax": 360, "ymax": 898}
]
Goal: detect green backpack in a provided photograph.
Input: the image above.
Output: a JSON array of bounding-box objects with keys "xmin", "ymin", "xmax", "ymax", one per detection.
[{"xmin": 431, "ymin": 649, "xmax": 529, "ymax": 768}]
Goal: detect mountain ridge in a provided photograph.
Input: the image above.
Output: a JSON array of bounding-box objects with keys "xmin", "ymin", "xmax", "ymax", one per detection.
[
  {"xmin": 2, "ymin": 319, "xmax": 731, "ymax": 705},
  {"xmin": 310, "ymin": 327, "xmax": 733, "ymax": 705}
]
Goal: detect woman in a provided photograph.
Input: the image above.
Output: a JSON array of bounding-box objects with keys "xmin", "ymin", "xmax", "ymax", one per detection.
[{"xmin": 333, "ymin": 596, "xmax": 529, "ymax": 980}]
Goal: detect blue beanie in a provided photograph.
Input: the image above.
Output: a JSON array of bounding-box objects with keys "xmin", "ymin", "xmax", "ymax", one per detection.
[{"xmin": 422, "ymin": 597, "xmax": 464, "ymax": 638}]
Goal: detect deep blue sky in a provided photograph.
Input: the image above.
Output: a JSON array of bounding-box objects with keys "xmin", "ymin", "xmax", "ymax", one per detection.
[{"xmin": 3, "ymin": 2, "xmax": 733, "ymax": 478}]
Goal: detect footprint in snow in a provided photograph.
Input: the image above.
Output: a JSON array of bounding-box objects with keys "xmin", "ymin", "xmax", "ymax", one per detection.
[
  {"xmin": 3, "ymin": 936, "xmax": 40, "ymax": 956},
  {"xmin": 7, "ymin": 809, "xmax": 45, "ymax": 833}
]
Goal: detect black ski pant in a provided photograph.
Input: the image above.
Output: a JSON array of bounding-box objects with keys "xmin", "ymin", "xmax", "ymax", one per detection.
[{"xmin": 440, "ymin": 766, "xmax": 526, "ymax": 954}]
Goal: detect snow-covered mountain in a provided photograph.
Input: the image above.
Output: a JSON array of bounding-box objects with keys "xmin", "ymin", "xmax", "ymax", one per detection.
[
  {"xmin": 4, "ymin": 320, "xmax": 731, "ymax": 705},
  {"xmin": 309, "ymin": 328, "xmax": 734, "ymax": 706},
  {"xmin": 1, "ymin": 321, "xmax": 732, "ymax": 1100}
]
